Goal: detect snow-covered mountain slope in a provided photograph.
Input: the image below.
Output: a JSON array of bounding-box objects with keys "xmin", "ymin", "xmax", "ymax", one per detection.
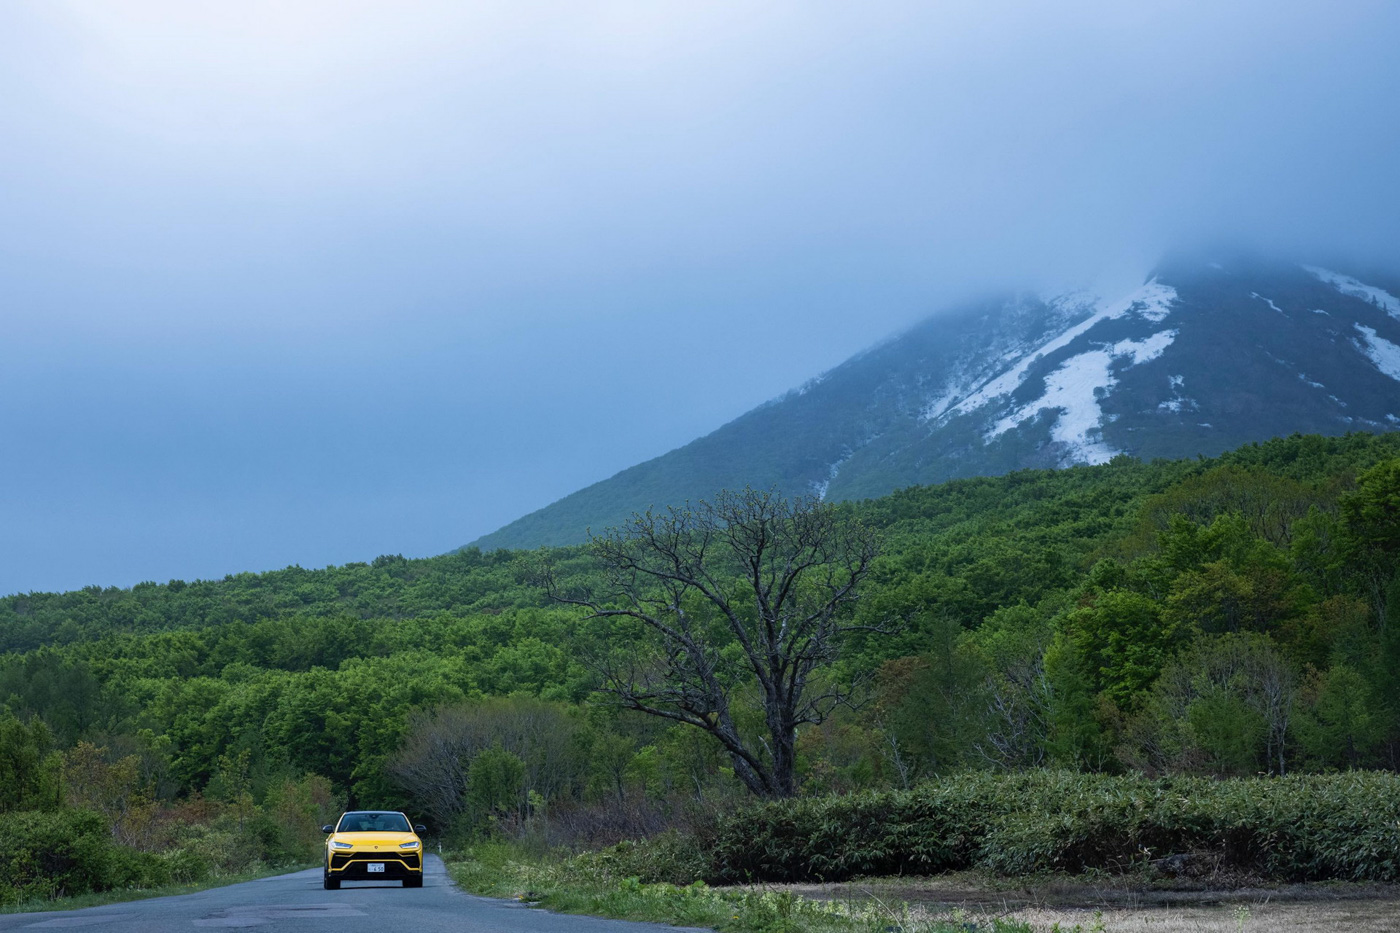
[{"xmin": 470, "ymin": 253, "xmax": 1400, "ymax": 551}]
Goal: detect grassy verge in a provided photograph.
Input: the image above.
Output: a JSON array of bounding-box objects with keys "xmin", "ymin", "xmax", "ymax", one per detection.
[
  {"xmin": 0, "ymin": 862, "xmax": 315, "ymax": 915},
  {"xmin": 449, "ymin": 846, "xmax": 1400, "ymax": 933},
  {"xmin": 449, "ymin": 841, "xmax": 1041, "ymax": 933}
]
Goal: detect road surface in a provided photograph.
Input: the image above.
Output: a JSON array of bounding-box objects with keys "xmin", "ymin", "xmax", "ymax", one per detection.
[{"xmin": 0, "ymin": 856, "xmax": 705, "ymax": 933}]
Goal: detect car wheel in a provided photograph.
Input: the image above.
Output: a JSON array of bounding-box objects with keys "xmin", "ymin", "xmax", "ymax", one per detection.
[
  {"xmin": 403, "ymin": 876, "xmax": 423, "ymax": 888},
  {"xmin": 323, "ymin": 873, "xmax": 340, "ymax": 890}
]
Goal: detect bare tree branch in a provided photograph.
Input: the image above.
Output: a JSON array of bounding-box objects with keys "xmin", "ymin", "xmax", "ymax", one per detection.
[{"xmin": 542, "ymin": 488, "xmax": 887, "ymax": 797}]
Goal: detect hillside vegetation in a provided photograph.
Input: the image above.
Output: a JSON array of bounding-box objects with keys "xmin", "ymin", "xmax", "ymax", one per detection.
[{"xmin": 4, "ymin": 431, "xmax": 1400, "ymax": 899}]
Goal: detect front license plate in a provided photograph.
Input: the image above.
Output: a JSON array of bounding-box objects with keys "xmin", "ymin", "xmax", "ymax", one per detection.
[{"xmin": 367, "ymin": 863, "xmax": 385, "ymax": 873}]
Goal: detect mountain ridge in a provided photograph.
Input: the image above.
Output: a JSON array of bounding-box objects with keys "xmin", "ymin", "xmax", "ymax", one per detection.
[{"xmin": 469, "ymin": 252, "xmax": 1400, "ymax": 551}]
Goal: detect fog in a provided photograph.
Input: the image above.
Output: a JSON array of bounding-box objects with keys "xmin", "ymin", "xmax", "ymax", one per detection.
[{"xmin": 3, "ymin": 0, "xmax": 1398, "ymax": 593}]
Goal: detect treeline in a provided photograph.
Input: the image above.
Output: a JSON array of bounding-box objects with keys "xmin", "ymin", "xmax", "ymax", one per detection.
[
  {"xmin": 2, "ymin": 432, "xmax": 1399, "ymax": 881},
  {"xmin": 836, "ymin": 442, "xmax": 1400, "ymax": 785},
  {"xmin": 0, "ymin": 548, "xmax": 537, "ymax": 653}
]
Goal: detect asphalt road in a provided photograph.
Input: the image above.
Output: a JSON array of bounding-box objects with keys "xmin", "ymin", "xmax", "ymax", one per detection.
[{"xmin": 0, "ymin": 856, "xmax": 706, "ymax": 933}]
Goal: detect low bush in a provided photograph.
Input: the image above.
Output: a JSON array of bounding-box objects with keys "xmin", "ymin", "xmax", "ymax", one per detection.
[
  {"xmin": 703, "ymin": 771, "xmax": 1400, "ymax": 884},
  {"xmin": 583, "ymin": 830, "xmax": 711, "ymax": 886},
  {"xmin": 0, "ymin": 809, "xmax": 174, "ymax": 905}
]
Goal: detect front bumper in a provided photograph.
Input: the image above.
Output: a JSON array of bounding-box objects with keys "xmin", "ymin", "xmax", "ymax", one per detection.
[{"xmin": 327, "ymin": 850, "xmax": 422, "ymax": 880}]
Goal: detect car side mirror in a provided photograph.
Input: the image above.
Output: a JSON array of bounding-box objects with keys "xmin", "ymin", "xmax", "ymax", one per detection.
[
  {"xmin": 321, "ymin": 825, "xmax": 334, "ymax": 834},
  {"xmin": 414, "ymin": 824, "xmax": 427, "ymax": 834}
]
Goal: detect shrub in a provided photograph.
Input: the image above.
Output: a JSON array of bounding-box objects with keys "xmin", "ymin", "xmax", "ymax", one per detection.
[
  {"xmin": 0, "ymin": 809, "xmax": 172, "ymax": 905},
  {"xmin": 160, "ymin": 847, "xmax": 213, "ymax": 884},
  {"xmin": 587, "ymin": 830, "xmax": 711, "ymax": 886},
  {"xmin": 704, "ymin": 771, "xmax": 1400, "ymax": 883}
]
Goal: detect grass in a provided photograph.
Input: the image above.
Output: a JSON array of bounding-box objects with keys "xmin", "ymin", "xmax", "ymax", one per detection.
[
  {"xmin": 448, "ymin": 843, "xmax": 1400, "ymax": 933},
  {"xmin": 0, "ymin": 862, "xmax": 315, "ymax": 915},
  {"xmin": 449, "ymin": 841, "xmax": 1038, "ymax": 933}
]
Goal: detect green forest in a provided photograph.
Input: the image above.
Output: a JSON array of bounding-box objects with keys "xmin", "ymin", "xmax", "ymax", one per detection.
[{"xmin": 4, "ymin": 430, "xmax": 1400, "ymax": 902}]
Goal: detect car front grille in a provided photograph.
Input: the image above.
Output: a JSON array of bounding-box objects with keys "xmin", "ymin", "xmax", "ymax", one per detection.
[{"xmin": 331, "ymin": 851, "xmax": 421, "ymax": 870}]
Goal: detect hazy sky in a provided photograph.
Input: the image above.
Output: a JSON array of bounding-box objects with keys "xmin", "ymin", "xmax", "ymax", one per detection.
[{"xmin": 4, "ymin": 1, "xmax": 1399, "ymax": 594}]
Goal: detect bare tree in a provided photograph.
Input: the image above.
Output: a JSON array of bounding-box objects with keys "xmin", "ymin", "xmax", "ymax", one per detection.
[
  {"xmin": 1126, "ymin": 633, "xmax": 1298, "ymax": 776},
  {"xmin": 976, "ymin": 654, "xmax": 1052, "ymax": 770},
  {"xmin": 1246, "ymin": 642, "xmax": 1298, "ymax": 776},
  {"xmin": 544, "ymin": 488, "xmax": 886, "ymax": 798},
  {"xmin": 390, "ymin": 698, "xmax": 588, "ymax": 828},
  {"xmin": 967, "ymin": 614, "xmax": 1054, "ymax": 771}
]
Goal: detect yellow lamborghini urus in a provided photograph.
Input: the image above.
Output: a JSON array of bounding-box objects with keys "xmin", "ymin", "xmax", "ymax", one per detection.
[{"xmin": 321, "ymin": 810, "xmax": 426, "ymax": 889}]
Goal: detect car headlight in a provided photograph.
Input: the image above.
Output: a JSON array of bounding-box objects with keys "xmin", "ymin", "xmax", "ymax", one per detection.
[
  {"xmin": 399, "ymin": 841, "xmax": 420, "ymax": 849},
  {"xmin": 332, "ymin": 841, "xmax": 354, "ymax": 849}
]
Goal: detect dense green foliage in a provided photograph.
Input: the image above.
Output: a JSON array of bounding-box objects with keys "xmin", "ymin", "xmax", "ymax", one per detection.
[{"xmin": 4, "ymin": 431, "xmax": 1400, "ymax": 900}]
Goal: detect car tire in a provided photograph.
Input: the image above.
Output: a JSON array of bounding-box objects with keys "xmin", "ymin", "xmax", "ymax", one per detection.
[
  {"xmin": 323, "ymin": 874, "xmax": 340, "ymax": 890},
  {"xmin": 403, "ymin": 876, "xmax": 423, "ymax": 888}
]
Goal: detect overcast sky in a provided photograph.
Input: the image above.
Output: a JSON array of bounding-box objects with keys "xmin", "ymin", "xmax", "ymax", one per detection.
[{"xmin": 3, "ymin": 1, "xmax": 1399, "ymax": 594}]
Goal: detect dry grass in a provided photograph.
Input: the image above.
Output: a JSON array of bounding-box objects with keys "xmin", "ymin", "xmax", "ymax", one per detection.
[{"xmin": 733, "ymin": 875, "xmax": 1400, "ymax": 932}]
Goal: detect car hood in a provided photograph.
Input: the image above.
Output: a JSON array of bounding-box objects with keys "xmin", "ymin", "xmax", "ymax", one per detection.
[{"xmin": 330, "ymin": 832, "xmax": 419, "ymax": 848}]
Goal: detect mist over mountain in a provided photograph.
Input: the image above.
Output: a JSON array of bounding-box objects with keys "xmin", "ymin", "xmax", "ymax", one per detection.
[{"xmin": 471, "ymin": 252, "xmax": 1400, "ymax": 551}]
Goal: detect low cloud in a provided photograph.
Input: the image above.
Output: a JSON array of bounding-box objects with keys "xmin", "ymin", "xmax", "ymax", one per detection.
[{"xmin": 3, "ymin": 0, "xmax": 1398, "ymax": 591}]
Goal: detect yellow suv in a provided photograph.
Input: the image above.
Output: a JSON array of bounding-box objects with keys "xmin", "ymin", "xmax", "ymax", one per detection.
[{"xmin": 321, "ymin": 810, "xmax": 426, "ymax": 889}]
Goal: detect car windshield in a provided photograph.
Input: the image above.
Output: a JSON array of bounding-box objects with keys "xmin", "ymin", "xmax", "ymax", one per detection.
[{"xmin": 337, "ymin": 811, "xmax": 411, "ymax": 833}]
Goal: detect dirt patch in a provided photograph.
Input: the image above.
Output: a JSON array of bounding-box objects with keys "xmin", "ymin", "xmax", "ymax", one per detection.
[
  {"xmin": 1003, "ymin": 901, "xmax": 1400, "ymax": 932},
  {"xmin": 730, "ymin": 875, "xmax": 1400, "ymax": 932}
]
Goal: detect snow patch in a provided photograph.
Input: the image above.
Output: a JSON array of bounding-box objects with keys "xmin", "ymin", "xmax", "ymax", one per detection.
[
  {"xmin": 811, "ymin": 453, "xmax": 851, "ymax": 500},
  {"xmin": 948, "ymin": 281, "xmax": 1177, "ymax": 418},
  {"xmin": 986, "ymin": 329, "xmax": 1179, "ymax": 465},
  {"xmin": 1295, "ymin": 372, "xmax": 1326, "ymax": 390},
  {"xmin": 1353, "ymin": 324, "xmax": 1400, "ymax": 381},
  {"xmin": 1306, "ymin": 266, "xmax": 1400, "ymax": 319},
  {"xmin": 986, "ymin": 349, "xmax": 1119, "ymax": 463},
  {"xmin": 1111, "ymin": 330, "xmax": 1175, "ymax": 365},
  {"xmin": 1159, "ymin": 374, "xmax": 1197, "ymax": 413},
  {"xmin": 1251, "ymin": 293, "xmax": 1285, "ymax": 314},
  {"xmin": 1134, "ymin": 291, "xmax": 1176, "ymax": 323},
  {"xmin": 920, "ymin": 388, "xmax": 960, "ymax": 422}
]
